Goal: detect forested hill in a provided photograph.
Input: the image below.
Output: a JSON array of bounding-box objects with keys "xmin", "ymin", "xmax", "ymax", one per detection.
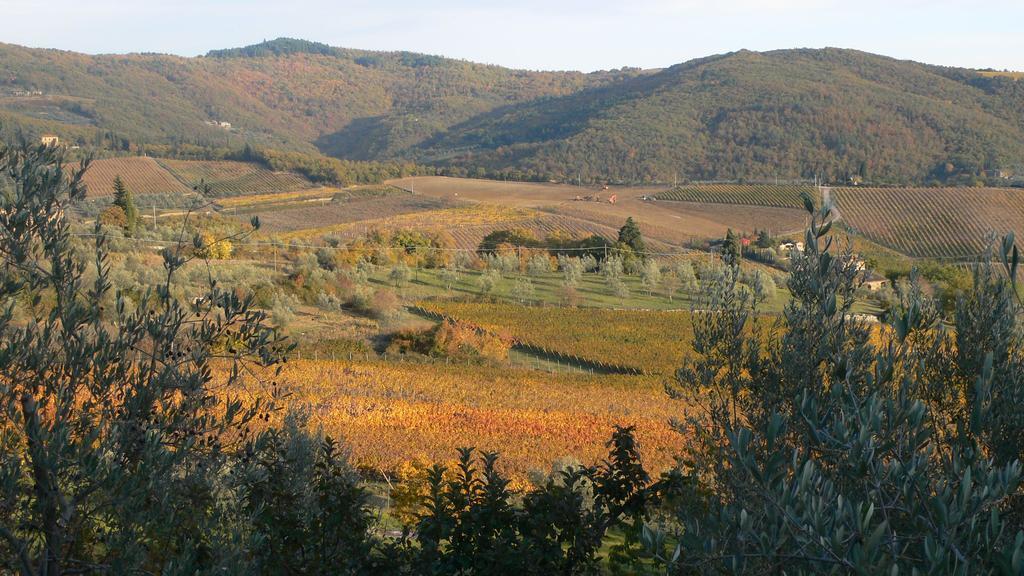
[
  {"xmin": 0, "ymin": 38, "xmax": 633, "ymax": 157},
  {"xmin": 1, "ymin": 39, "xmax": 1022, "ymax": 185},
  {"xmin": 409, "ymin": 49, "xmax": 1024, "ymax": 185}
]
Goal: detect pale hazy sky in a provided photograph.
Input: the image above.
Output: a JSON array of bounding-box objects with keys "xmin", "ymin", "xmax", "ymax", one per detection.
[{"xmin": 1, "ymin": 0, "xmax": 1021, "ymax": 72}]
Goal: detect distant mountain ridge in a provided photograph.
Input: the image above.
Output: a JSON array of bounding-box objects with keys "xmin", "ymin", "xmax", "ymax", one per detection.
[{"xmin": 1, "ymin": 39, "xmax": 1022, "ymax": 184}]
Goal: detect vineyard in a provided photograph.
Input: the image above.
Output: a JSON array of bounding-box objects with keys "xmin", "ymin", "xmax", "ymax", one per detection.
[
  {"xmin": 79, "ymin": 157, "xmax": 193, "ymax": 198},
  {"xmin": 655, "ymin": 183, "xmax": 817, "ymax": 208},
  {"xmin": 390, "ymin": 176, "xmax": 814, "ymax": 243},
  {"xmin": 158, "ymin": 159, "xmax": 316, "ymax": 197},
  {"xmin": 416, "ymin": 302, "xmax": 700, "ymax": 375},
  {"xmin": 216, "ymin": 185, "xmax": 408, "ymax": 211},
  {"xmin": 249, "ymin": 359, "xmax": 680, "ymax": 486},
  {"xmin": 239, "ymin": 194, "xmax": 455, "ymax": 233},
  {"xmin": 275, "ymin": 204, "xmax": 540, "ymax": 243},
  {"xmin": 653, "ymin": 201, "xmax": 810, "ymax": 236},
  {"xmin": 215, "ymin": 187, "xmax": 341, "ymax": 209},
  {"xmin": 547, "ymin": 203, "xmax": 701, "ymax": 246},
  {"xmin": 832, "ymin": 187, "xmax": 1024, "ymax": 258},
  {"xmin": 257, "ymin": 194, "xmax": 687, "ymax": 252},
  {"xmin": 444, "ymin": 214, "xmax": 637, "ymax": 252}
]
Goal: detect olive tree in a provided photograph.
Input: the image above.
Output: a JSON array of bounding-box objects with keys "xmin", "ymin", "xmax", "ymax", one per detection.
[
  {"xmin": 0, "ymin": 142, "xmax": 382, "ymax": 574},
  {"xmin": 651, "ymin": 194, "xmax": 1024, "ymax": 574}
]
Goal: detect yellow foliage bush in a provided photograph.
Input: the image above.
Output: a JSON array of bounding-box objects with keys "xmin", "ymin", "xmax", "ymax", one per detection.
[{"xmin": 198, "ymin": 232, "xmax": 233, "ymax": 259}]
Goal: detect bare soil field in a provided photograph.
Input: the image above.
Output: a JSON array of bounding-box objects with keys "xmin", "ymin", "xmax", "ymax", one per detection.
[
  {"xmin": 388, "ymin": 176, "xmax": 809, "ymax": 244},
  {"xmin": 444, "ymin": 213, "xmax": 677, "ymax": 253},
  {"xmin": 656, "ymin": 201, "xmax": 810, "ymax": 237},
  {"xmin": 238, "ymin": 194, "xmax": 458, "ymax": 233}
]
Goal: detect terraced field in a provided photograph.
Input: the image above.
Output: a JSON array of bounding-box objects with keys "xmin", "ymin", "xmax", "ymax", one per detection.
[
  {"xmin": 158, "ymin": 159, "xmax": 315, "ymax": 197},
  {"xmin": 79, "ymin": 157, "xmax": 193, "ymax": 198},
  {"xmin": 272, "ymin": 204, "xmax": 531, "ymax": 242},
  {"xmin": 216, "ymin": 187, "xmax": 340, "ymax": 209},
  {"xmin": 655, "ymin": 184, "xmax": 817, "ymax": 208},
  {"xmin": 833, "ymin": 187, "xmax": 1024, "ymax": 258}
]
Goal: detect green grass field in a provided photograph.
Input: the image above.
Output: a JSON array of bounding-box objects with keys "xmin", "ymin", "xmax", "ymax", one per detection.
[{"xmin": 365, "ymin": 266, "xmax": 792, "ymax": 312}]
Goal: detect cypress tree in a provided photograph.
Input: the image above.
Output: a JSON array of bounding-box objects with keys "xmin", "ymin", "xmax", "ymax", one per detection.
[
  {"xmin": 112, "ymin": 175, "xmax": 138, "ymax": 237},
  {"xmin": 721, "ymin": 228, "xmax": 741, "ymax": 266},
  {"xmin": 617, "ymin": 217, "xmax": 645, "ymax": 254}
]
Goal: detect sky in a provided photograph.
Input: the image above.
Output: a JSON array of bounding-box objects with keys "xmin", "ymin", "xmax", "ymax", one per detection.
[{"xmin": 1, "ymin": 0, "xmax": 1021, "ymax": 72}]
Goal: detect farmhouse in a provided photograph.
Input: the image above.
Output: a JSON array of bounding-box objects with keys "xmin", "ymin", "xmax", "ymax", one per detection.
[
  {"xmin": 777, "ymin": 241, "xmax": 805, "ymax": 256},
  {"xmin": 204, "ymin": 120, "xmax": 233, "ymax": 130},
  {"xmin": 862, "ymin": 272, "xmax": 887, "ymax": 291}
]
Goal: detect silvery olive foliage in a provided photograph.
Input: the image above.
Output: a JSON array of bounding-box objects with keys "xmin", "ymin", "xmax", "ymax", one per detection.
[
  {"xmin": 654, "ymin": 193, "xmax": 1024, "ymax": 574},
  {"xmin": 0, "ymin": 142, "xmax": 382, "ymax": 575}
]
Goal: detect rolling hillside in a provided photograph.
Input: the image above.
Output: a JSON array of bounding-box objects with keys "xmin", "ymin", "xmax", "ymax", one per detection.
[
  {"xmin": 0, "ymin": 38, "xmax": 629, "ymax": 157},
  {"xmin": 410, "ymin": 49, "xmax": 1024, "ymax": 185},
  {"xmin": 2, "ymin": 40, "xmax": 1023, "ymax": 185}
]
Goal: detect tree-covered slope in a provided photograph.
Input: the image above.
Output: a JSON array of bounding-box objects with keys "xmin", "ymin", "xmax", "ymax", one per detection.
[
  {"xmin": 0, "ymin": 38, "xmax": 630, "ymax": 156},
  {"xmin": 1, "ymin": 41, "xmax": 1022, "ymax": 185},
  {"xmin": 410, "ymin": 49, "xmax": 1024, "ymax": 184}
]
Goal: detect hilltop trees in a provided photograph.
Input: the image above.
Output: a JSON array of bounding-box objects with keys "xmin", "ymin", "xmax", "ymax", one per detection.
[{"xmin": 416, "ymin": 49, "xmax": 1024, "ymax": 185}]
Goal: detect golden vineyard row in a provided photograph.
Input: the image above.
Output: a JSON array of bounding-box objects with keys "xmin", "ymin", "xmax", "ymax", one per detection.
[{"xmin": 233, "ymin": 358, "xmax": 683, "ymax": 486}]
